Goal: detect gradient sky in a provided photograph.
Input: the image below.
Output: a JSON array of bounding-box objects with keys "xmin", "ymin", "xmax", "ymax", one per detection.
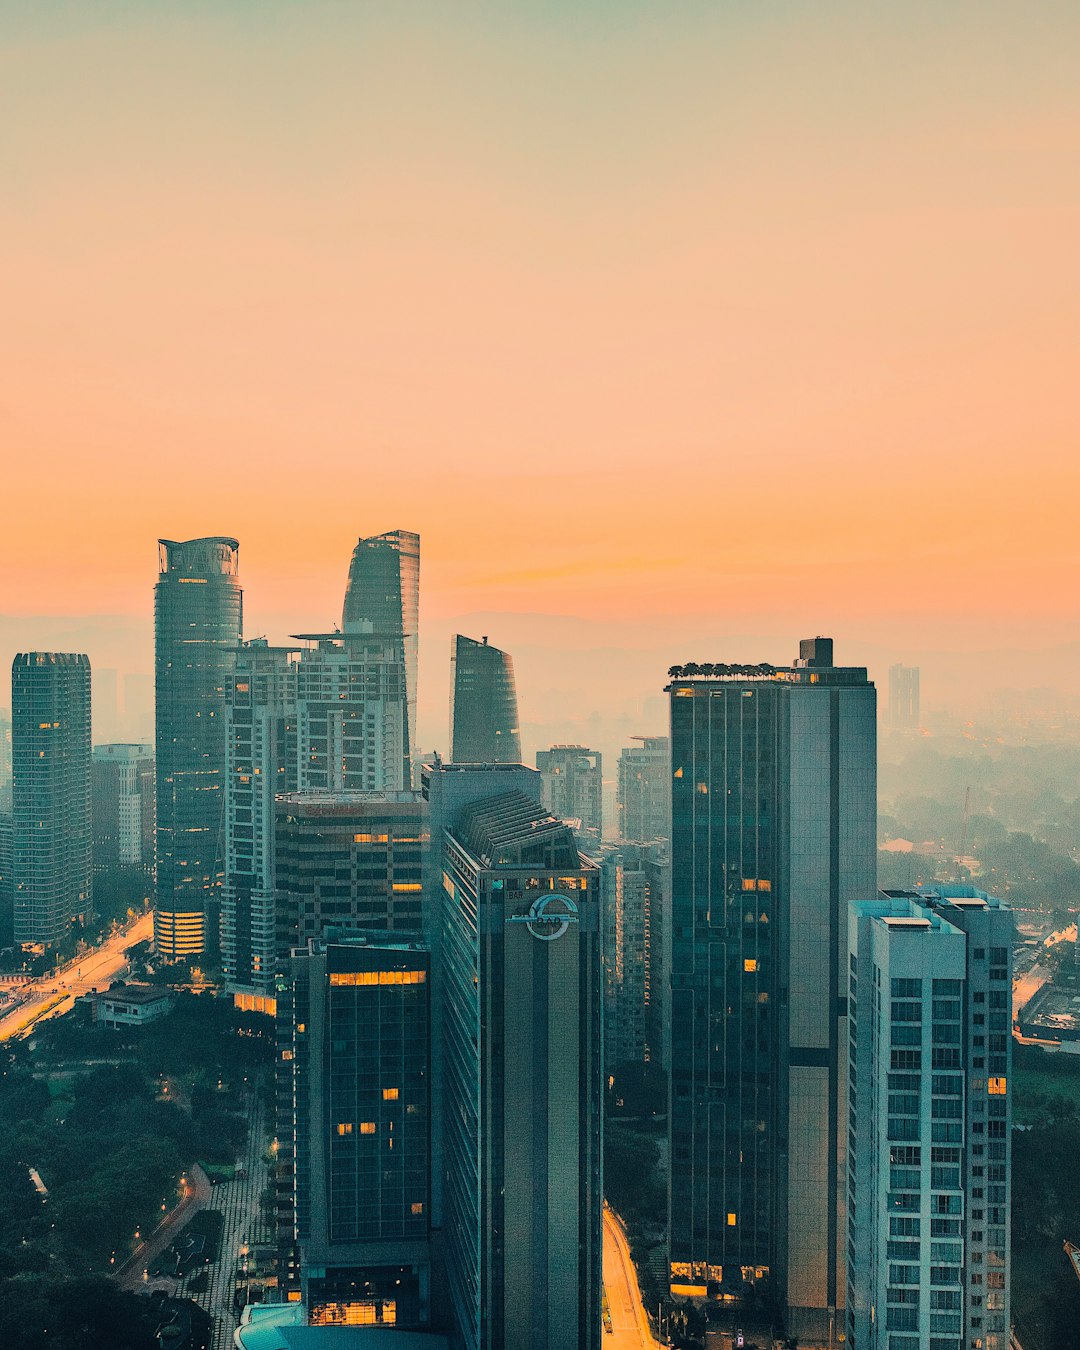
[{"xmin": 3, "ymin": 1, "xmax": 1079, "ymax": 640}]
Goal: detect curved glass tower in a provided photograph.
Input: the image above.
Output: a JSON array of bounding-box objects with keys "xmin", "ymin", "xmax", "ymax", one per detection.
[
  {"xmin": 154, "ymin": 537, "xmax": 242, "ymax": 960},
  {"xmin": 450, "ymin": 634, "xmax": 521, "ymax": 764},
  {"xmin": 342, "ymin": 530, "xmax": 419, "ymax": 769}
]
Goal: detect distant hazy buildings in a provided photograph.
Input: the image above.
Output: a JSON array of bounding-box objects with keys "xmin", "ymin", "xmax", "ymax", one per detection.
[
  {"xmin": 92, "ymin": 744, "xmax": 154, "ymax": 870},
  {"xmin": 616, "ymin": 735, "xmax": 670, "ymax": 842},
  {"xmin": 888, "ymin": 663, "xmax": 921, "ymax": 729},
  {"xmin": 666, "ymin": 638, "xmax": 876, "ymax": 1343},
  {"xmin": 11, "ymin": 652, "xmax": 93, "ymax": 946},
  {"xmin": 222, "ymin": 641, "xmax": 299, "ymax": 1005},
  {"xmin": 342, "ymin": 530, "xmax": 420, "ymax": 774},
  {"xmin": 154, "ymin": 537, "xmax": 243, "ymax": 960},
  {"xmin": 449, "ymin": 636, "xmax": 521, "ymax": 765},
  {"xmin": 434, "ymin": 769, "xmax": 602, "ymax": 1350},
  {"xmin": 0, "ymin": 708, "xmax": 11, "ymax": 813},
  {"xmin": 94, "ymin": 667, "xmax": 121, "ymax": 744},
  {"xmin": 536, "ymin": 744, "xmax": 603, "ymax": 844},
  {"xmin": 279, "ymin": 937, "xmax": 432, "ymax": 1328},
  {"xmin": 123, "ymin": 672, "xmax": 154, "ymax": 742},
  {"xmin": 848, "ymin": 887, "xmax": 1013, "ymax": 1350}
]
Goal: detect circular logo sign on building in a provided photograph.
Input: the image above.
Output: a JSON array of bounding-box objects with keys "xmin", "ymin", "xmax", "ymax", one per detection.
[{"xmin": 508, "ymin": 893, "xmax": 580, "ymax": 942}]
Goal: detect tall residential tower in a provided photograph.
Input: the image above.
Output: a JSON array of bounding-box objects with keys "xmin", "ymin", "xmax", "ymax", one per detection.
[
  {"xmin": 154, "ymin": 537, "xmax": 242, "ymax": 960},
  {"xmin": 11, "ymin": 653, "xmax": 93, "ymax": 946}
]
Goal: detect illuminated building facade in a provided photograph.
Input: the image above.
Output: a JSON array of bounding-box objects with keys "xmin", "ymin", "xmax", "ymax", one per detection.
[
  {"xmin": 11, "ymin": 652, "xmax": 93, "ymax": 946},
  {"xmin": 666, "ymin": 638, "xmax": 876, "ymax": 1343},
  {"xmin": 280, "ymin": 937, "xmax": 432, "ymax": 1328},
  {"xmin": 449, "ymin": 636, "xmax": 521, "ymax": 765},
  {"xmin": 342, "ymin": 530, "xmax": 419, "ymax": 776},
  {"xmin": 847, "ymin": 888, "xmax": 1012, "ymax": 1350},
  {"xmin": 154, "ymin": 536, "xmax": 242, "ymax": 959},
  {"xmin": 437, "ymin": 780, "xmax": 602, "ymax": 1350}
]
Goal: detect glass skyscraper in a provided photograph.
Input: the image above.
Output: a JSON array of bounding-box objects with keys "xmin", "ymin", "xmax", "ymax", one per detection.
[
  {"xmin": 342, "ymin": 530, "xmax": 419, "ymax": 773},
  {"xmin": 847, "ymin": 887, "xmax": 1012, "ymax": 1350},
  {"xmin": 666, "ymin": 637, "xmax": 876, "ymax": 1343},
  {"xmin": 431, "ymin": 767, "xmax": 602, "ymax": 1350},
  {"xmin": 154, "ymin": 536, "xmax": 242, "ymax": 960},
  {"xmin": 11, "ymin": 652, "xmax": 92, "ymax": 946},
  {"xmin": 450, "ymin": 635, "xmax": 521, "ymax": 765}
]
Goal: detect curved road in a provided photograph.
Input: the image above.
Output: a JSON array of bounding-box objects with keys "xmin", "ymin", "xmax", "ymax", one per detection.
[
  {"xmin": 0, "ymin": 911, "xmax": 154, "ymax": 1042},
  {"xmin": 604, "ymin": 1205, "xmax": 659, "ymax": 1349}
]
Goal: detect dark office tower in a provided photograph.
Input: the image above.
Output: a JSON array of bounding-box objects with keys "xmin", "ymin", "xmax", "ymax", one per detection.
[
  {"xmin": 449, "ymin": 635, "xmax": 521, "ymax": 765},
  {"xmin": 154, "ymin": 537, "xmax": 242, "ymax": 961},
  {"xmin": 617, "ymin": 735, "xmax": 671, "ymax": 842},
  {"xmin": 342, "ymin": 530, "xmax": 419, "ymax": 773},
  {"xmin": 848, "ymin": 887, "xmax": 1013, "ymax": 1350},
  {"xmin": 536, "ymin": 744, "xmax": 603, "ymax": 843},
  {"xmin": 11, "ymin": 653, "xmax": 93, "ymax": 946},
  {"xmin": 666, "ymin": 637, "xmax": 876, "ymax": 1343},
  {"xmin": 278, "ymin": 937, "xmax": 432, "ymax": 1327},
  {"xmin": 273, "ymin": 793, "xmax": 426, "ymax": 958},
  {"xmin": 221, "ymin": 641, "xmax": 299, "ymax": 1008},
  {"xmin": 437, "ymin": 778, "xmax": 602, "ymax": 1350},
  {"xmin": 888, "ymin": 663, "xmax": 920, "ymax": 729},
  {"xmin": 92, "ymin": 744, "xmax": 155, "ymax": 870},
  {"xmin": 600, "ymin": 839, "xmax": 667, "ymax": 1071},
  {"xmin": 294, "ymin": 632, "xmax": 410, "ymax": 794}
]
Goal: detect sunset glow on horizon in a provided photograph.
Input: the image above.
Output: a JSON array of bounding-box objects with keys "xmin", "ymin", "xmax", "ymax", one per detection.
[{"xmin": 3, "ymin": 1, "xmax": 1079, "ymax": 632}]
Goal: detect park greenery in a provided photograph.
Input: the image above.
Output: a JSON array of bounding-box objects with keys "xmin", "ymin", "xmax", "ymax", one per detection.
[{"xmin": 0, "ymin": 992, "xmax": 272, "ymax": 1343}]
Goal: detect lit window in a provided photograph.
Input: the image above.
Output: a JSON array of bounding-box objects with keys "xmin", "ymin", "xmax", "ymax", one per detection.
[
  {"xmin": 758, "ymin": 880, "xmax": 771, "ymax": 892},
  {"xmin": 392, "ymin": 883, "xmax": 422, "ymax": 893},
  {"xmin": 727, "ymin": 1212, "xmax": 737, "ymax": 1226},
  {"xmin": 336, "ymin": 1122, "xmax": 353, "ymax": 1136},
  {"xmin": 359, "ymin": 1122, "xmax": 376, "ymax": 1135},
  {"xmin": 744, "ymin": 959, "xmax": 758, "ymax": 973},
  {"xmin": 987, "ymin": 1077, "xmax": 1007, "ymax": 1096},
  {"xmin": 742, "ymin": 879, "xmax": 758, "ymax": 892},
  {"xmin": 411, "ymin": 1202, "xmax": 424, "ymax": 1215},
  {"xmin": 383, "ymin": 1088, "xmax": 399, "ymax": 1101}
]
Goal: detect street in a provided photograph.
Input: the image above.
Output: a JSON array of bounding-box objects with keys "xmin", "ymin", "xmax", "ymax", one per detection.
[
  {"xmin": 0, "ymin": 910, "xmax": 154, "ymax": 1042},
  {"xmin": 604, "ymin": 1205, "xmax": 660, "ymax": 1349}
]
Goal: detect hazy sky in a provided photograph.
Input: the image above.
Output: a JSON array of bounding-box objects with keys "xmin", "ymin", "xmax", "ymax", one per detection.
[{"xmin": 3, "ymin": 1, "xmax": 1079, "ymax": 640}]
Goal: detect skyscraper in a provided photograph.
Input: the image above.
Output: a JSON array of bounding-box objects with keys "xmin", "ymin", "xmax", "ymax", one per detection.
[
  {"xmin": 278, "ymin": 936, "xmax": 432, "ymax": 1327},
  {"xmin": 0, "ymin": 707, "xmax": 13, "ymax": 813},
  {"xmin": 11, "ymin": 652, "xmax": 93, "ymax": 946},
  {"xmin": 342, "ymin": 530, "xmax": 419, "ymax": 773},
  {"xmin": 221, "ymin": 641, "xmax": 299, "ymax": 1006},
  {"xmin": 888, "ymin": 663, "xmax": 921, "ymax": 729},
  {"xmin": 273, "ymin": 793, "xmax": 426, "ymax": 958},
  {"xmin": 154, "ymin": 537, "xmax": 243, "ymax": 960},
  {"xmin": 847, "ymin": 887, "xmax": 1013, "ymax": 1350},
  {"xmin": 92, "ymin": 743, "xmax": 154, "ymax": 870},
  {"xmin": 666, "ymin": 637, "xmax": 876, "ymax": 1342},
  {"xmin": 536, "ymin": 744, "xmax": 603, "ymax": 843},
  {"xmin": 449, "ymin": 635, "xmax": 521, "ymax": 765},
  {"xmin": 293, "ymin": 631, "xmax": 410, "ymax": 794},
  {"xmin": 433, "ymin": 770, "xmax": 602, "ymax": 1350},
  {"xmin": 616, "ymin": 735, "xmax": 670, "ymax": 842}
]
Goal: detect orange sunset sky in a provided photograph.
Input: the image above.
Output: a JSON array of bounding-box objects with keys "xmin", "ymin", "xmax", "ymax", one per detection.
[{"xmin": 2, "ymin": 1, "xmax": 1079, "ymax": 679}]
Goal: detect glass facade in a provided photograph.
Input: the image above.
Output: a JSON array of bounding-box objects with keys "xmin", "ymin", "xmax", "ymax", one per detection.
[
  {"xmin": 666, "ymin": 643, "xmax": 876, "ymax": 1341},
  {"xmin": 11, "ymin": 652, "xmax": 92, "ymax": 945},
  {"xmin": 154, "ymin": 537, "xmax": 242, "ymax": 959},
  {"xmin": 342, "ymin": 530, "xmax": 419, "ymax": 774},
  {"xmin": 450, "ymin": 635, "xmax": 521, "ymax": 765},
  {"xmin": 439, "ymin": 784, "xmax": 602, "ymax": 1350}
]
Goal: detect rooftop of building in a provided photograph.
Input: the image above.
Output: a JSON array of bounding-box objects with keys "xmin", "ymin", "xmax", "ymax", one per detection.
[
  {"xmin": 276, "ymin": 792, "xmax": 421, "ymax": 813},
  {"xmin": 666, "ymin": 637, "xmax": 869, "ymax": 687},
  {"xmin": 235, "ymin": 1305, "xmax": 448, "ymax": 1350},
  {"xmin": 455, "ymin": 790, "xmax": 585, "ymax": 869},
  {"xmin": 96, "ymin": 983, "xmax": 171, "ymax": 1005},
  {"xmin": 12, "ymin": 652, "xmax": 91, "ymax": 668}
]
